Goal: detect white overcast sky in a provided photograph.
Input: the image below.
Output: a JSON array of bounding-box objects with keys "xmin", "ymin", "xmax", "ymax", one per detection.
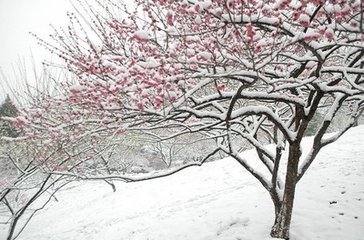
[{"xmin": 0, "ymin": 0, "xmax": 73, "ymax": 102}]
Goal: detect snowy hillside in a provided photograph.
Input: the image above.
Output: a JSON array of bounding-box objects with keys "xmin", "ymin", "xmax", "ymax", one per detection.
[{"xmin": 2, "ymin": 126, "xmax": 364, "ymax": 240}]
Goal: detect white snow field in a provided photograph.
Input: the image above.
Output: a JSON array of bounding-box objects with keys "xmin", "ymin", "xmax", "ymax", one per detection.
[{"xmin": 2, "ymin": 126, "xmax": 364, "ymax": 240}]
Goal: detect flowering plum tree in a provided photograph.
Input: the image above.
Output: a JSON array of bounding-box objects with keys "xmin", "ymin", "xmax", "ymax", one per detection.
[{"xmin": 6, "ymin": 0, "xmax": 364, "ymax": 238}]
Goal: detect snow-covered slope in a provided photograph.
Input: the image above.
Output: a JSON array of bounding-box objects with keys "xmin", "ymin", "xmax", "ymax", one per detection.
[{"xmin": 3, "ymin": 126, "xmax": 364, "ymax": 240}]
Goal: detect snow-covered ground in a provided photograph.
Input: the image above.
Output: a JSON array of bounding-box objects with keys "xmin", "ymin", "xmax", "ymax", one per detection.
[{"xmin": 2, "ymin": 126, "xmax": 364, "ymax": 240}]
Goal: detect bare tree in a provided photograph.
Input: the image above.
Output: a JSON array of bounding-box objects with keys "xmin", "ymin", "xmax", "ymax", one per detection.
[
  {"xmin": 0, "ymin": 141, "xmax": 73, "ymax": 240},
  {"xmin": 0, "ymin": 60, "xmax": 76, "ymax": 240},
  {"xmin": 5, "ymin": 0, "xmax": 364, "ymax": 239}
]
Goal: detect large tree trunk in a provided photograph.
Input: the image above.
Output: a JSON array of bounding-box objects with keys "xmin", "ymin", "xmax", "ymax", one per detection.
[
  {"xmin": 270, "ymin": 142, "xmax": 301, "ymax": 239},
  {"xmin": 270, "ymin": 182, "xmax": 297, "ymax": 239}
]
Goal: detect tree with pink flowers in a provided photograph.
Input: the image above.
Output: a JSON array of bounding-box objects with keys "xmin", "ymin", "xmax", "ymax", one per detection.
[{"xmin": 5, "ymin": 0, "xmax": 364, "ymax": 238}]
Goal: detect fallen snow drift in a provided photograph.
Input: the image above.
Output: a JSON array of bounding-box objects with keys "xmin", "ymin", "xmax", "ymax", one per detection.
[{"xmin": 2, "ymin": 126, "xmax": 364, "ymax": 240}]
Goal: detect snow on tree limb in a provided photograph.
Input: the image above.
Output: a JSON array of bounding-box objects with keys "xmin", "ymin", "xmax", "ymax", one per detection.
[{"xmin": 5, "ymin": 0, "xmax": 361, "ymax": 187}]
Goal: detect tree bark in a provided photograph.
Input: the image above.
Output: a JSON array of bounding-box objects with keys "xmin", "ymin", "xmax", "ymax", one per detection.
[{"xmin": 270, "ymin": 142, "xmax": 301, "ymax": 239}]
